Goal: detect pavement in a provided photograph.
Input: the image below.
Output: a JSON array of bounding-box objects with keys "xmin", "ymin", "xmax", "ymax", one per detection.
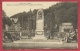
[{"xmin": 3, "ymin": 39, "xmax": 78, "ymax": 50}]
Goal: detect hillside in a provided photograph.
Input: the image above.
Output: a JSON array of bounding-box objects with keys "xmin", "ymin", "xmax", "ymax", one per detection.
[{"xmin": 9, "ymin": 2, "xmax": 78, "ymax": 30}]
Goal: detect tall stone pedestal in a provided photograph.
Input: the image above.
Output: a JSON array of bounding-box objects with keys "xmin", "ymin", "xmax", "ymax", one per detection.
[{"xmin": 33, "ymin": 8, "xmax": 46, "ymax": 40}]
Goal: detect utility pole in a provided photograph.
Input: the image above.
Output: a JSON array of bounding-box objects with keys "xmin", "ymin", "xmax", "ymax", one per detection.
[
  {"xmin": 22, "ymin": 16, "xmax": 23, "ymax": 31},
  {"xmin": 20, "ymin": 16, "xmax": 23, "ymax": 40}
]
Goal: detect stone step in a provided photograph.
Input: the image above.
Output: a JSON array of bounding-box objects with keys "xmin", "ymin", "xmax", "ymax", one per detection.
[{"xmin": 13, "ymin": 39, "xmax": 63, "ymax": 44}]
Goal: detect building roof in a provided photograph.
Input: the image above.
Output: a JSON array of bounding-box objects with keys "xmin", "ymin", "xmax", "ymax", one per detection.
[{"xmin": 10, "ymin": 18, "xmax": 18, "ymax": 23}]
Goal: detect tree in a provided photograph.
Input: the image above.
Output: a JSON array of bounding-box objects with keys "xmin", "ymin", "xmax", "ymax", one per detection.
[
  {"xmin": 2, "ymin": 10, "xmax": 12, "ymax": 29},
  {"xmin": 50, "ymin": 2, "xmax": 77, "ymax": 29}
]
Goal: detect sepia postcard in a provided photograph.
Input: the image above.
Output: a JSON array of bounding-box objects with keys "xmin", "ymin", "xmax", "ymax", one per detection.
[{"xmin": 2, "ymin": 1, "xmax": 78, "ymax": 51}]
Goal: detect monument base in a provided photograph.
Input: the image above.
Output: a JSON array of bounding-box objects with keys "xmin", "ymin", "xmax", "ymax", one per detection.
[
  {"xmin": 33, "ymin": 35, "xmax": 47, "ymax": 40},
  {"xmin": 33, "ymin": 30, "xmax": 47, "ymax": 40}
]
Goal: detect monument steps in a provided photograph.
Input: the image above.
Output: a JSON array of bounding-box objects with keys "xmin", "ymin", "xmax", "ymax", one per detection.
[{"xmin": 13, "ymin": 39, "xmax": 63, "ymax": 44}]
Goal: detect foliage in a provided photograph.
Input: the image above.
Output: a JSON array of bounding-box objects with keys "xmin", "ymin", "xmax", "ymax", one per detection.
[
  {"xmin": 2, "ymin": 10, "xmax": 12, "ymax": 29},
  {"xmin": 3, "ymin": 2, "xmax": 77, "ymax": 35},
  {"xmin": 44, "ymin": 2, "xmax": 77, "ymax": 36}
]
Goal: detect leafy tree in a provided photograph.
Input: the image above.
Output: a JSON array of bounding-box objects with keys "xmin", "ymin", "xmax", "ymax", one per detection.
[
  {"xmin": 2, "ymin": 10, "xmax": 12, "ymax": 29},
  {"xmin": 50, "ymin": 2, "xmax": 78, "ymax": 29}
]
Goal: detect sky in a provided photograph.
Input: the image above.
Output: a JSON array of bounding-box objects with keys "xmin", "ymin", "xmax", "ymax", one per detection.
[{"xmin": 2, "ymin": 2, "xmax": 58, "ymax": 17}]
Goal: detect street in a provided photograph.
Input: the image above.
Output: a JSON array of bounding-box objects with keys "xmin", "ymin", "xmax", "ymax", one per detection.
[{"xmin": 3, "ymin": 42, "xmax": 78, "ymax": 50}]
